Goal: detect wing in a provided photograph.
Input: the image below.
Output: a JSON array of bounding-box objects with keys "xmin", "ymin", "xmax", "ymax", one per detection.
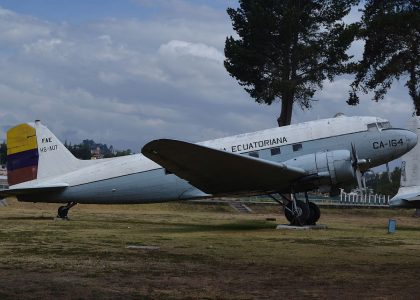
[
  {"xmin": 0, "ymin": 183, "xmax": 68, "ymax": 198},
  {"xmin": 141, "ymin": 139, "xmax": 306, "ymax": 196}
]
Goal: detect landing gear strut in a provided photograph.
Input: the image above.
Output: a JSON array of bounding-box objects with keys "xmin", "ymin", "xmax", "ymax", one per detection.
[
  {"xmin": 57, "ymin": 202, "xmax": 77, "ymax": 219},
  {"xmin": 285, "ymin": 199, "xmax": 309, "ymax": 226},
  {"xmin": 268, "ymin": 192, "xmax": 320, "ymax": 226}
]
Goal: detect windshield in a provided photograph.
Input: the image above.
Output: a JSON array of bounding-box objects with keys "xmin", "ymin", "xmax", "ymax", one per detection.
[
  {"xmin": 367, "ymin": 123, "xmax": 378, "ymax": 131},
  {"xmin": 367, "ymin": 121, "xmax": 391, "ymax": 131},
  {"xmin": 378, "ymin": 121, "xmax": 391, "ymax": 129}
]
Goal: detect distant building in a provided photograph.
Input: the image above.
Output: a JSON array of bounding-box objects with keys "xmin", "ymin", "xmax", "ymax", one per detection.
[
  {"xmin": 91, "ymin": 146, "xmax": 103, "ymax": 159},
  {"xmin": 0, "ymin": 165, "xmax": 7, "ymax": 189}
]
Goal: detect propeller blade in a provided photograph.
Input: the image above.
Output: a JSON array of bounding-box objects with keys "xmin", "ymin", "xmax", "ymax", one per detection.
[
  {"xmin": 356, "ymin": 168, "xmax": 363, "ymax": 190},
  {"xmin": 386, "ymin": 163, "xmax": 392, "ymax": 182},
  {"xmin": 350, "ymin": 143, "xmax": 367, "ymax": 191},
  {"xmin": 351, "ymin": 143, "xmax": 358, "ymax": 167}
]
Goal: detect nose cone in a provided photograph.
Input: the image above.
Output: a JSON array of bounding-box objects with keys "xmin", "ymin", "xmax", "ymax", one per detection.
[{"xmin": 405, "ymin": 129, "xmax": 418, "ymax": 152}]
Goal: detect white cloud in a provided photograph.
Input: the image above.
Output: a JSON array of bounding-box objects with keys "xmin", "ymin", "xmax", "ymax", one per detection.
[
  {"xmin": 159, "ymin": 40, "xmax": 224, "ymax": 63},
  {"xmin": 0, "ymin": 7, "xmax": 50, "ymax": 45}
]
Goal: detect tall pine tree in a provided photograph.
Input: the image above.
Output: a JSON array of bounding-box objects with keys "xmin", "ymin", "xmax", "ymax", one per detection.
[
  {"xmin": 0, "ymin": 141, "xmax": 6, "ymax": 166},
  {"xmin": 348, "ymin": 0, "xmax": 419, "ymax": 113},
  {"xmin": 225, "ymin": 0, "xmax": 358, "ymax": 126}
]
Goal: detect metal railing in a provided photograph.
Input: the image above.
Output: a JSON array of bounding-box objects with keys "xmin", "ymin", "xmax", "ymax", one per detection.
[{"xmin": 339, "ymin": 189, "xmax": 390, "ymax": 206}]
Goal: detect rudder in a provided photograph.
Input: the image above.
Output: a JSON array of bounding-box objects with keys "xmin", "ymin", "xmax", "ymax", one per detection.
[{"xmin": 7, "ymin": 123, "xmax": 39, "ymax": 185}]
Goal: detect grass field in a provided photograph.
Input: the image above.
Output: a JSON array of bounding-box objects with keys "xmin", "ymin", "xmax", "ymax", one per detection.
[{"xmin": 0, "ymin": 199, "xmax": 419, "ymax": 299}]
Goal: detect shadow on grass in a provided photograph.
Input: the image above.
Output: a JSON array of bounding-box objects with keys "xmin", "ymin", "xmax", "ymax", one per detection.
[
  {"xmin": 2, "ymin": 216, "xmax": 54, "ymax": 221},
  {"xmin": 157, "ymin": 220, "xmax": 277, "ymax": 233},
  {"xmin": 393, "ymin": 226, "xmax": 420, "ymax": 232}
]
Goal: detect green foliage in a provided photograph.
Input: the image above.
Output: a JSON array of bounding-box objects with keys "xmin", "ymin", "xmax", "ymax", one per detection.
[
  {"xmin": 366, "ymin": 167, "xmax": 401, "ymax": 195},
  {"xmin": 0, "ymin": 138, "xmax": 131, "ymax": 163},
  {"xmin": 225, "ymin": 0, "xmax": 358, "ymax": 126},
  {"xmin": 65, "ymin": 141, "xmax": 92, "ymax": 160},
  {"xmin": 348, "ymin": 0, "xmax": 419, "ymax": 113},
  {"xmin": 65, "ymin": 140, "xmax": 131, "ymax": 160},
  {"xmin": 114, "ymin": 149, "xmax": 132, "ymax": 157},
  {"xmin": 103, "ymin": 149, "xmax": 132, "ymax": 158}
]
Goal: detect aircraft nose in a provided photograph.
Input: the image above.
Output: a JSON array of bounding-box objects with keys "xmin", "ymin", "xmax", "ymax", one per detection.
[{"xmin": 405, "ymin": 129, "xmax": 418, "ymax": 151}]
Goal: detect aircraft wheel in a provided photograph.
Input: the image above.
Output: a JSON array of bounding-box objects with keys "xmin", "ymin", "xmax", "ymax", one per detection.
[
  {"xmin": 57, "ymin": 206, "xmax": 69, "ymax": 219},
  {"xmin": 284, "ymin": 200, "xmax": 309, "ymax": 226},
  {"xmin": 306, "ymin": 202, "xmax": 321, "ymax": 225}
]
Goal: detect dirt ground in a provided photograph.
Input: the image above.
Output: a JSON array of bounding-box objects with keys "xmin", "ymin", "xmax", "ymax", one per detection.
[{"xmin": 0, "ymin": 200, "xmax": 419, "ymax": 299}]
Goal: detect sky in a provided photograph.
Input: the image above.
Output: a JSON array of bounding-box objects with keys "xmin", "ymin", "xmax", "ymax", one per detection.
[{"xmin": 0, "ymin": 0, "xmax": 415, "ymax": 154}]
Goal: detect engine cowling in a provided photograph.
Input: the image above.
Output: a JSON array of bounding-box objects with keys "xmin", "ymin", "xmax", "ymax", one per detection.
[{"xmin": 283, "ymin": 150, "xmax": 354, "ymax": 192}]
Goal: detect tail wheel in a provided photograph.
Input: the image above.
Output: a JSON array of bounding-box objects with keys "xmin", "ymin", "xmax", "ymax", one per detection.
[
  {"xmin": 56, "ymin": 202, "xmax": 77, "ymax": 219},
  {"xmin": 284, "ymin": 200, "xmax": 309, "ymax": 226},
  {"xmin": 57, "ymin": 206, "xmax": 69, "ymax": 219},
  {"xmin": 306, "ymin": 202, "xmax": 321, "ymax": 225}
]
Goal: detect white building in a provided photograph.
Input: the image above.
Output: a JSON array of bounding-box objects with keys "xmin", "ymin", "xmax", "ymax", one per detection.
[{"xmin": 0, "ymin": 165, "xmax": 7, "ymax": 189}]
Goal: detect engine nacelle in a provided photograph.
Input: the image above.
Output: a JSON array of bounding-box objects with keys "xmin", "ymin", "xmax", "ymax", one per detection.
[{"xmin": 283, "ymin": 150, "xmax": 354, "ymax": 192}]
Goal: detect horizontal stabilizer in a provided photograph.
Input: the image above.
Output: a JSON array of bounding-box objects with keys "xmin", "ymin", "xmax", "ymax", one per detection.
[
  {"xmin": 142, "ymin": 139, "xmax": 306, "ymax": 196},
  {"xmin": 0, "ymin": 183, "xmax": 68, "ymax": 198}
]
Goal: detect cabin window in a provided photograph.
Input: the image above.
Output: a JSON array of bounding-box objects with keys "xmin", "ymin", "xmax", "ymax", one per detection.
[
  {"xmin": 367, "ymin": 123, "xmax": 378, "ymax": 131},
  {"xmin": 270, "ymin": 147, "xmax": 281, "ymax": 156},
  {"xmin": 248, "ymin": 151, "xmax": 259, "ymax": 158},
  {"xmin": 292, "ymin": 143, "xmax": 302, "ymax": 152}
]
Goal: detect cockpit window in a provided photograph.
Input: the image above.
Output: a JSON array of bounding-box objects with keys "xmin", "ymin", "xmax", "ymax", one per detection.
[
  {"xmin": 378, "ymin": 121, "xmax": 391, "ymax": 129},
  {"xmin": 367, "ymin": 123, "xmax": 378, "ymax": 131}
]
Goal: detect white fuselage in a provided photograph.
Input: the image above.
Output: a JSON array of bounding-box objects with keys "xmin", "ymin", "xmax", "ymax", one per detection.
[{"xmin": 12, "ymin": 116, "xmax": 417, "ymax": 204}]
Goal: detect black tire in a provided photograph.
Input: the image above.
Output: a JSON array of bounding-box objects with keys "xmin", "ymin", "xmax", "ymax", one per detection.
[
  {"xmin": 306, "ymin": 202, "xmax": 321, "ymax": 225},
  {"xmin": 57, "ymin": 206, "xmax": 68, "ymax": 219},
  {"xmin": 284, "ymin": 200, "xmax": 309, "ymax": 226}
]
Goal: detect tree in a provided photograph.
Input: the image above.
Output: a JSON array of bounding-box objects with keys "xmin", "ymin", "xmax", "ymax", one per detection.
[
  {"xmin": 348, "ymin": 0, "xmax": 419, "ymax": 113},
  {"xmin": 65, "ymin": 139, "xmax": 131, "ymax": 160},
  {"xmin": 66, "ymin": 142, "xmax": 92, "ymax": 160},
  {"xmin": 224, "ymin": 0, "xmax": 358, "ymax": 126},
  {"xmin": 374, "ymin": 168, "xmax": 401, "ymax": 195},
  {"xmin": 0, "ymin": 141, "xmax": 6, "ymax": 165},
  {"xmin": 364, "ymin": 167, "xmax": 401, "ymax": 195}
]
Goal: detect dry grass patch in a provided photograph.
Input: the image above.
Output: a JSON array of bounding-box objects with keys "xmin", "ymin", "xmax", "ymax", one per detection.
[{"xmin": 0, "ymin": 199, "xmax": 419, "ymax": 299}]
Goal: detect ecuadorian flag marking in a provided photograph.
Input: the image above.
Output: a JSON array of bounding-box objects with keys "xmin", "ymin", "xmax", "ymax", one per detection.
[{"xmin": 7, "ymin": 124, "xmax": 39, "ymax": 185}]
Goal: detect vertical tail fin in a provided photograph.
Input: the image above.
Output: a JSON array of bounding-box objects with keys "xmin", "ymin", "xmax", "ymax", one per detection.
[{"xmin": 7, "ymin": 121, "xmax": 80, "ymax": 186}]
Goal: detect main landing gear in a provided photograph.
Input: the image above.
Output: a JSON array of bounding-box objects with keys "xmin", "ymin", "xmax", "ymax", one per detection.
[
  {"xmin": 57, "ymin": 202, "xmax": 77, "ymax": 219},
  {"xmin": 268, "ymin": 192, "xmax": 320, "ymax": 226}
]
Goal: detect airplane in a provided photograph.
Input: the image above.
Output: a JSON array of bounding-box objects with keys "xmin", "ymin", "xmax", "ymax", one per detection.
[
  {"xmin": 389, "ymin": 116, "xmax": 420, "ymax": 208},
  {"xmin": 0, "ymin": 115, "xmax": 417, "ymax": 226}
]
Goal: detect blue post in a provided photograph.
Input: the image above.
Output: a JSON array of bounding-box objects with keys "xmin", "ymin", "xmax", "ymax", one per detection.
[{"xmin": 388, "ymin": 219, "xmax": 396, "ymax": 234}]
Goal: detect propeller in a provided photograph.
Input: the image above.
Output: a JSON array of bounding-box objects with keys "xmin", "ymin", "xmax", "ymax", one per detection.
[
  {"xmin": 351, "ymin": 143, "xmax": 367, "ymax": 191},
  {"xmin": 386, "ymin": 162, "xmax": 392, "ymax": 182},
  {"xmin": 362, "ymin": 174, "xmax": 367, "ymax": 189}
]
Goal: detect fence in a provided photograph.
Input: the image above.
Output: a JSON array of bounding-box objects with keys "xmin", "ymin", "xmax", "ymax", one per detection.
[{"xmin": 339, "ymin": 189, "xmax": 390, "ymax": 206}]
